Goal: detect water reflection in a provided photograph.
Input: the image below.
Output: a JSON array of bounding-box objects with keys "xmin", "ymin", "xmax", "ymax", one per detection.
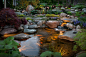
[
  {"xmin": 37, "ymin": 28, "xmax": 76, "ymax": 57},
  {"xmin": 0, "ymin": 28, "xmax": 77, "ymax": 57},
  {"xmin": 18, "ymin": 36, "xmax": 40, "ymax": 56}
]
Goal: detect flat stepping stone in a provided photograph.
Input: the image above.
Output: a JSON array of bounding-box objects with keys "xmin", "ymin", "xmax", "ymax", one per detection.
[
  {"xmin": 13, "ymin": 33, "xmax": 30, "ymax": 39},
  {"xmin": 24, "ymin": 29, "xmax": 37, "ymax": 33}
]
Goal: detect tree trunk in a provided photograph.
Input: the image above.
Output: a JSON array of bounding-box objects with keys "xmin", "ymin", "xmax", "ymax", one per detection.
[{"xmin": 0, "ymin": 0, "xmax": 4, "ymax": 9}]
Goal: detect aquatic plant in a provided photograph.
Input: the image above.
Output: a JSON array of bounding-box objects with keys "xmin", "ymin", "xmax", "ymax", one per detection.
[
  {"xmin": 40, "ymin": 51, "xmax": 62, "ymax": 57},
  {"xmin": 0, "ymin": 8, "xmax": 27, "ymax": 29},
  {"xmin": 73, "ymin": 29, "xmax": 86, "ymax": 51},
  {"xmin": 0, "ymin": 36, "xmax": 21, "ymax": 57}
]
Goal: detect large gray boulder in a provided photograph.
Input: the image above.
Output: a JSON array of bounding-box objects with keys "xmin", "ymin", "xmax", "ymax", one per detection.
[
  {"xmin": 13, "ymin": 33, "xmax": 30, "ymax": 39},
  {"xmin": 0, "ymin": 28, "xmax": 17, "ymax": 35},
  {"xmin": 28, "ymin": 25, "xmax": 38, "ymax": 29},
  {"xmin": 58, "ymin": 30, "xmax": 76, "ymax": 41},
  {"xmin": 24, "ymin": 29, "xmax": 37, "ymax": 33}
]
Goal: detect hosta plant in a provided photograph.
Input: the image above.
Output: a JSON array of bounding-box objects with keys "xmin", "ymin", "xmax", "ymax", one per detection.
[
  {"xmin": 40, "ymin": 51, "xmax": 62, "ymax": 57},
  {"xmin": 0, "ymin": 8, "xmax": 27, "ymax": 29},
  {"xmin": 0, "ymin": 36, "xmax": 21, "ymax": 57}
]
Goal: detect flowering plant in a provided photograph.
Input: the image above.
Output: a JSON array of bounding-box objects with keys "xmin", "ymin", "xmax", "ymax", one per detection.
[{"xmin": 73, "ymin": 16, "xmax": 86, "ymax": 28}]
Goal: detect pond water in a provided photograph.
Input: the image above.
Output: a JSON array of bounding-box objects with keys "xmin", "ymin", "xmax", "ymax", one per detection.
[{"xmin": 0, "ymin": 28, "xmax": 79, "ymax": 57}]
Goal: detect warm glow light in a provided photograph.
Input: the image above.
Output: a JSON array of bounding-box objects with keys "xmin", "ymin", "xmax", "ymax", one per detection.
[
  {"xmin": 3, "ymin": 34, "xmax": 17, "ymax": 37},
  {"xmin": 61, "ymin": 23, "xmax": 67, "ymax": 27},
  {"xmin": 59, "ymin": 31, "xmax": 63, "ymax": 35},
  {"xmin": 36, "ymin": 35, "xmax": 42, "ymax": 36},
  {"xmin": 19, "ymin": 46, "xmax": 26, "ymax": 52},
  {"xmin": 36, "ymin": 43, "xmax": 40, "ymax": 46}
]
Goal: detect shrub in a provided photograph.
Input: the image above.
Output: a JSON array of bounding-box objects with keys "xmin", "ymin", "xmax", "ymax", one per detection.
[
  {"xmin": 0, "ymin": 8, "xmax": 27, "ymax": 29},
  {"xmin": 73, "ymin": 29, "xmax": 86, "ymax": 51},
  {"xmin": 0, "ymin": 36, "xmax": 21, "ymax": 57}
]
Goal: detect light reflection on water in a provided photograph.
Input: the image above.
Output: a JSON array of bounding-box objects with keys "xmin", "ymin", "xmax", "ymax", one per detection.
[
  {"xmin": 0, "ymin": 28, "xmax": 77, "ymax": 57},
  {"xmin": 18, "ymin": 36, "xmax": 40, "ymax": 56}
]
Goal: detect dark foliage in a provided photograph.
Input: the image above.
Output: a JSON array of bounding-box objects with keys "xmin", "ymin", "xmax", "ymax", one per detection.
[{"xmin": 0, "ymin": 8, "xmax": 27, "ymax": 29}]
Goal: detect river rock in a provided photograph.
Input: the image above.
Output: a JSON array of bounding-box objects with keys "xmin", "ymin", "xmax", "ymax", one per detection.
[
  {"xmin": 58, "ymin": 35, "xmax": 74, "ymax": 41},
  {"xmin": 24, "ymin": 29, "xmax": 37, "ymax": 33},
  {"xmin": 82, "ymin": 8, "xmax": 86, "ymax": 13},
  {"xmin": 13, "ymin": 33, "xmax": 30, "ymax": 39},
  {"xmin": 37, "ymin": 21, "xmax": 43, "ymax": 26},
  {"xmin": 46, "ymin": 21, "xmax": 60, "ymax": 28},
  {"xmin": 60, "ymin": 13, "xmax": 67, "ymax": 17},
  {"xmin": 18, "ymin": 24, "xmax": 24, "ymax": 30},
  {"xmin": 26, "ymin": 5, "xmax": 34, "ymax": 14},
  {"xmin": 23, "ymin": 25, "xmax": 29, "ymax": 29},
  {"xmin": 27, "ymin": 22, "xmax": 30, "ymax": 26},
  {"xmin": 65, "ymin": 23, "xmax": 74, "ymax": 29},
  {"xmin": 58, "ymin": 30, "xmax": 76, "ymax": 41},
  {"xmin": 15, "ymin": 12, "xmax": 23, "ymax": 15},
  {"xmin": 76, "ymin": 25, "xmax": 81, "ymax": 29},
  {"xmin": 0, "ymin": 28, "xmax": 17, "ymax": 35},
  {"xmin": 28, "ymin": 25, "xmax": 38, "ymax": 28}
]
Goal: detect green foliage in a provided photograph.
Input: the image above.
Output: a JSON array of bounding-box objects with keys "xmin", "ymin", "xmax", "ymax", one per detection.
[
  {"xmin": 78, "ymin": 16, "xmax": 86, "ymax": 23},
  {"xmin": 74, "ymin": 4, "xmax": 86, "ymax": 9},
  {"xmin": 26, "ymin": 17, "xmax": 33, "ymax": 21},
  {"xmin": 37, "ymin": 15, "xmax": 44, "ymax": 17},
  {"xmin": 31, "ymin": 10, "xmax": 39, "ymax": 15},
  {"xmin": 46, "ymin": 14, "xmax": 55, "ymax": 17},
  {"xmin": 73, "ymin": 29, "xmax": 86, "ymax": 51},
  {"xmin": 17, "ymin": 14, "xmax": 25, "ymax": 17},
  {"xmin": 67, "ymin": 11, "xmax": 72, "ymax": 15},
  {"xmin": 55, "ymin": 12, "xmax": 58, "ymax": 15},
  {"xmin": 76, "ymin": 12, "xmax": 82, "ymax": 17},
  {"xmin": 40, "ymin": 51, "xmax": 62, "ymax": 57},
  {"xmin": 0, "ymin": 36, "xmax": 21, "ymax": 57},
  {"xmin": 77, "ymin": 53, "xmax": 86, "ymax": 57}
]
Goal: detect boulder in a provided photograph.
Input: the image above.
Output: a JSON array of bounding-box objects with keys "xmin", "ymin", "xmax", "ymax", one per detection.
[
  {"xmin": 28, "ymin": 25, "xmax": 38, "ymax": 29},
  {"xmin": 18, "ymin": 24, "xmax": 24, "ymax": 30},
  {"xmin": 23, "ymin": 25, "xmax": 29, "ymax": 29},
  {"xmin": 46, "ymin": 21, "xmax": 60, "ymax": 28},
  {"xmin": 76, "ymin": 25, "xmax": 81, "ymax": 29},
  {"xmin": 26, "ymin": 5, "xmax": 34, "ymax": 14},
  {"xmin": 60, "ymin": 13, "xmax": 67, "ymax": 17},
  {"xmin": 15, "ymin": 12, "xmax": 23, "ymax": 15},
  {"xmin": 37, "ymin": 21, "xmax": 43, "ymax": 26},
  {"xmin": 0, "ymin": 28, "xmax": 17, "ymax": 35},
  {"xmin": 13, "ymin": 33, "xmax": 30, "ymax": 39},
  {"xmin": 58, "ymin": 35, "xmax": 74, "ymax": 41},
  {"xmin": 3, "ymin": 25, "xmax": 14, "ymax": 29},
  {"xmin": 58, "ymin": 30, "xmax": 76, "ymax": 41},
  {"xmin": 65, "ymin": 23, "xmax": 74, "ymax": 29},
  {"xmin": 24, "ymin": 29, "xmax": 37, "ymax": 33}
]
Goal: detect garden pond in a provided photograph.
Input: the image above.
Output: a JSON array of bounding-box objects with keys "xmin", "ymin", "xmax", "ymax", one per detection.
[{"xmin": 0, "ymin": 28, "xmax": 81, "ymax": 57}]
